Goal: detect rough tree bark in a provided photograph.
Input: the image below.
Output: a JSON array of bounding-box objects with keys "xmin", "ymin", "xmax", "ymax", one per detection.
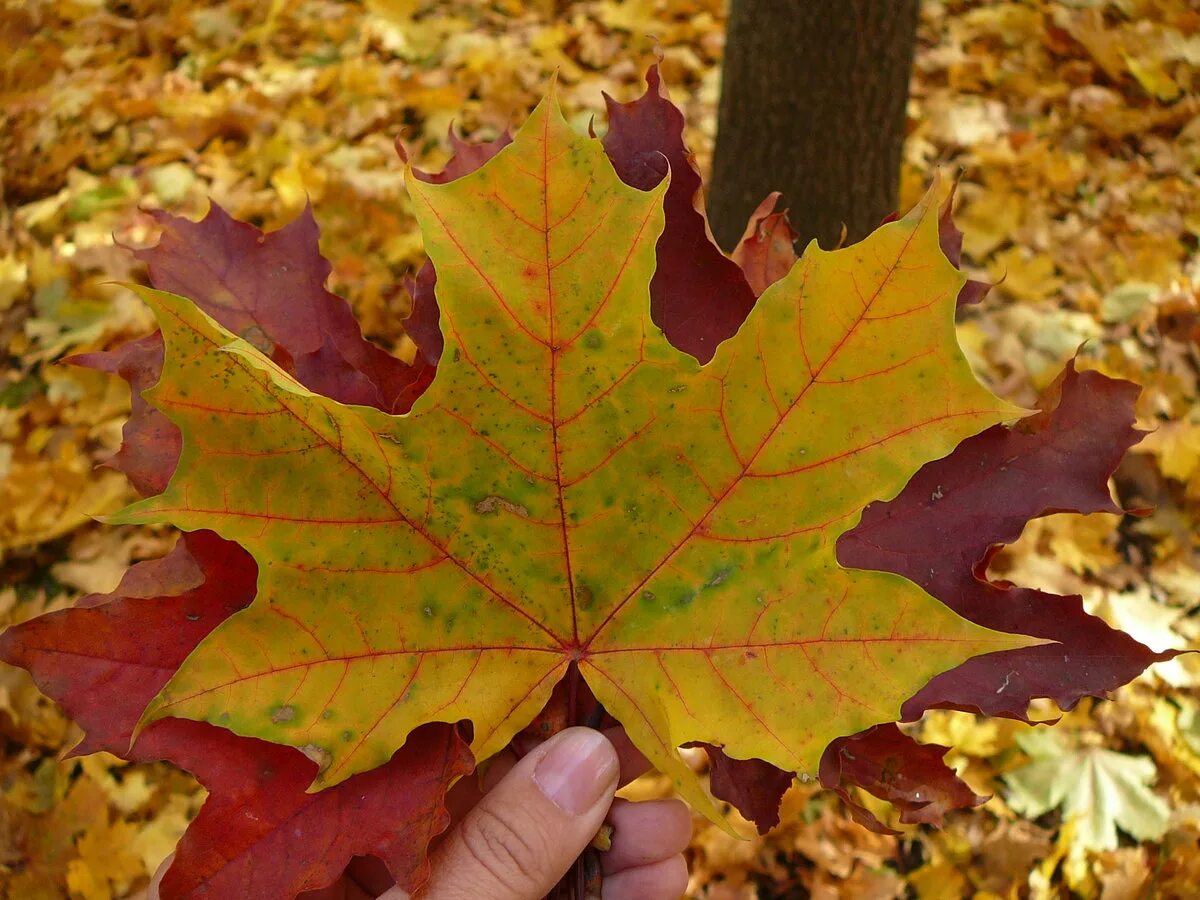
[{"xmin": 707, "ymin": 0, "xmax": 920, "ymax": 251}]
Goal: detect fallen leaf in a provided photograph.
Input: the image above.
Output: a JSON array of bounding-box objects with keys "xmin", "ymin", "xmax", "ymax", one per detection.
[
  {"xmin": 66, "ymin": 817, "xmax": 144, "ymax": 900},
  {"xmin": 1004, "ymin": 728, "xmax": 1169, "ymax": 852}
]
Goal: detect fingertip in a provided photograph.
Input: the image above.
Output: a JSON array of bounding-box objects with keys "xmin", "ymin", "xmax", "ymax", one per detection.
[
  {"xmin": 533, "ymin": 727, "xmax": 619, "ymax": 814},
  {"xmin": 603, "ymin": 798, "xmax": 692, "ymax": 873},
  {"xmin": 601, "ymin": 854, "xmax": 688, "ymax": 900},
  {"xmin": 147, "ymin": 852, "xmax": 173, "ymax": 899},
  {"xmin": 423, "ymin": 727, "xmax": 620, "ymax": 899}
]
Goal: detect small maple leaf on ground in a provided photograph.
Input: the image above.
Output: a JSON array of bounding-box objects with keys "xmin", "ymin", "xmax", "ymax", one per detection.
[
  {"xmin": 1004, "ymin": 728, "xmax": 1169, "ymax": 851},
  {"xmin": 0, "ymin": 69, "xmax": 1171, "ymax": 897}
]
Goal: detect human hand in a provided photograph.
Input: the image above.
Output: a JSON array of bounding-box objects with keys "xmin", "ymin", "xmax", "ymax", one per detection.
[{"xmin": 148, "ymin": 726, "xmax": 690, "ymax": 900}]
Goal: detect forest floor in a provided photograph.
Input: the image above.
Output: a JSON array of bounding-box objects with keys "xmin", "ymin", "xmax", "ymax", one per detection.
[{"xmin": 1, "ymin": 0, "xmax": 1199, "ymax": 897}]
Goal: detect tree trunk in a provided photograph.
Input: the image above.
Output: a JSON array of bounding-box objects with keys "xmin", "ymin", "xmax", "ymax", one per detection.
[{"xmin": 707, "ymin": 0, "xmax": 920, "ymax": 251}]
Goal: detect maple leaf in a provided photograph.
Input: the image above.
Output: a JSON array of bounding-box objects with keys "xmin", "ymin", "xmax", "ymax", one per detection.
[
  {"xmin": 601, "ymin": 65, "xmax": 758, "ymax": 362},
  {"xmin": 136, "ymin": 202, "xmax": 432, "ymax": 416},
  {"xmin": 1003, "ymin": 728, "xmax": 1169, "ymax": 851},
  {"xmin": 819, "ymin": 723, "xmax": 985, "ymax": 831},
  {"xmin": 106, "ymin": 93, "xmax": 1030, "ymax": 822},
  {"xmin": 715, "ymin": 362, "xmax": 1171, "ymax": 833},
  {"xmin": 839, "ymin": 361, "xmax": 1173, "ymax": 721},
  {"xmin": 71, "ymin": 335, "xmax": 177, "ymax": 496},
  {"xmin": 731, "ymin": 191, "xmax": 798, "ymax": 298}
]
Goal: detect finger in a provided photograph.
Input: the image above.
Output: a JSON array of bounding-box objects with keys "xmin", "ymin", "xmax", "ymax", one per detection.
[
  {"xmin": 600, "ymin": 725, "xmax": 651, "ymax": 786},
  {"xmin": 601, "ymin": 855, "xmax": 689, "ymax": 900},
  {"xmin": 421, "ymin": 727, "xmax": 620, "ymax": 900},
  {"xmin": 146, "ymin": 853, "xmax": 173, "ymax": 899},
  {"xmin": 442, "ymin": 722, "xmax": 652, "ymax": 853},
  {"xmin": 601, "ymin": 799, "xmax": 692, "ymax": 874},
  {"xmin": 491, "ymin": 726, "xmax": 647, "ymax": 791}
]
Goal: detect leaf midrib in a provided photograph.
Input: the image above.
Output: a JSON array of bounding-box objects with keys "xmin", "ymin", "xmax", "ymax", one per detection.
[
  {"xmin": 580, "ymin": 215, "xmax": 932, "ymax": 648},
  {"xmin": 156, "ymin": 298, "xmax": 565, "ymax": 651}
]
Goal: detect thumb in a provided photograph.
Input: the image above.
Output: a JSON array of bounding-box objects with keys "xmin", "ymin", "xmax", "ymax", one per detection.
[{"xmin": 420, "ymin": 727, "xmax": 620, "ymax": 900}]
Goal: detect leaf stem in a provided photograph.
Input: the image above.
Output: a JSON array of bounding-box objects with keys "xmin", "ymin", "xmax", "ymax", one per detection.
[{"xmin": 548, "ymin": 664, "xmax": 606, "ymax": 900}]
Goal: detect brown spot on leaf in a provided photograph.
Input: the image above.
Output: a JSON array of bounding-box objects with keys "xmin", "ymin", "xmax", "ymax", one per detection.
[
  {"xmin": 271, "ymin": 704, "xmax": 297, "ymax": 724},
  {"xmin": 299, "ymin": 743, "xmax": 331, "ymax": 771},
  {"xmin": 576, "ymin": 583, "xmax": 595, "ymax": 609},
  {"xmin": 239, "ymin": 324, "xmax": 275, "ymax": 355},
  {"xmin": 474, "ymin": 495, "xmax": 529, "ymax": 518}
]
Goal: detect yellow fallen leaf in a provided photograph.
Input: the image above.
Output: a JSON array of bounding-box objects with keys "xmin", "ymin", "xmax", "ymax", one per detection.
[
  {"xmin": 66, "ymin": 818, "xmax": 145, "ymax": 900},
  {"xmin": 1041, "ymin": 513, "xmax": 1121, "ymax": 576},
  {"xmin": 919, "ymin": 710, "xmax": 1005, "ymax": 759},
  {"xmin": 270, "ymin": 158, "xmax": 326, "ymax": 212},
  {"xmin": 0, "ymin": 254, "xmax": 28, "ymax": 311},
  {"xmin": 908, "ymin": 855, "xmax": 970, "ymax": 900},
  {"xmin": 1139, "ymin": 411, "xmax": 1200, "ymax": 485},
  {"xmin": 79, "ymin": 754, "xmax": 156, "ymax": 815},
  {"xmin": 1123, "ymin": 53, "xmax": 1181, "ymax": 102},
  {"xmin": 132, "ymin": 793, "xmax": 193, "ymax": 877},
  {"xmin": 959, "ymin": 191, "xmax": 1023, "ymax": 259},
  {"xmin": 989, "ymin": 247, "xmax": 1065, "ymax": 305}
]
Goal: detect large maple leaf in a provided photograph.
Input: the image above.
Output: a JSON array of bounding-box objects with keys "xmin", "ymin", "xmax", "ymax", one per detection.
[
  {"xmin": 0, "ymin": 71, "xmax": 1169, "ymax": 893},
  {"xmin": 103, "ymin": 94, "xmax": 1034, "ymax": 821}
]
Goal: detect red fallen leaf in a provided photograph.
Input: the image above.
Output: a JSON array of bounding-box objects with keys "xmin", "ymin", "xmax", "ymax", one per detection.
[
  {"xmin": 73, "ymin": 202, "xmax": 438, "ymax": 496},
  {"xmin": 402, "ymin": 261, "xmax": 443, "ymax": 366},
  {"xmin": 134, "ymin": 203, "xmax": 430, "ymax": 414},
  {"xmin": 0, "ymin": 530, "xmax": 471, "ymax": 897},
  {"xmin": 71, "ymin": 334, "xmax": 179, "ymax": 496},
  {"xmin": 413, "ymin": 128, "xmax": 516, "ymax": 186},
  {"xmin": 293, "ymin": 334, "xmax": 399, "ymax": 409},
  {"xmin": 400, "ymin": 129, "xmax": 514, "ymax": 367},
  {"xmin": 731, "ymin": 191, "xmax": 798, "ymax": 298},
  {"xmin": 934, "ymin": 184, "xmax": 991, "ymax": 307},
  {"xmin": 819, "ymin": 724, "xmax": 984, "ymax": 833},
  {"xmin": 151, "ymin": 721, "xmax": 469, "ymax": 899},
  {"xmin": 802, "ymin": 362, "xmax": 1173, "ymax": 833},
  {"xmin": 0, "ymin": 531, "xmax": 254, "ymax": 755},
  {"xmin": 602, "ymin": 65, "xmax": 758, "ymax": 363},
  {"xmin": 695, "ymin": 743, "xmax": 795, "ymax": 833},
  {"xmin": 839, "ymin": 361, "xmax": 1172, "ymax": 721}
]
